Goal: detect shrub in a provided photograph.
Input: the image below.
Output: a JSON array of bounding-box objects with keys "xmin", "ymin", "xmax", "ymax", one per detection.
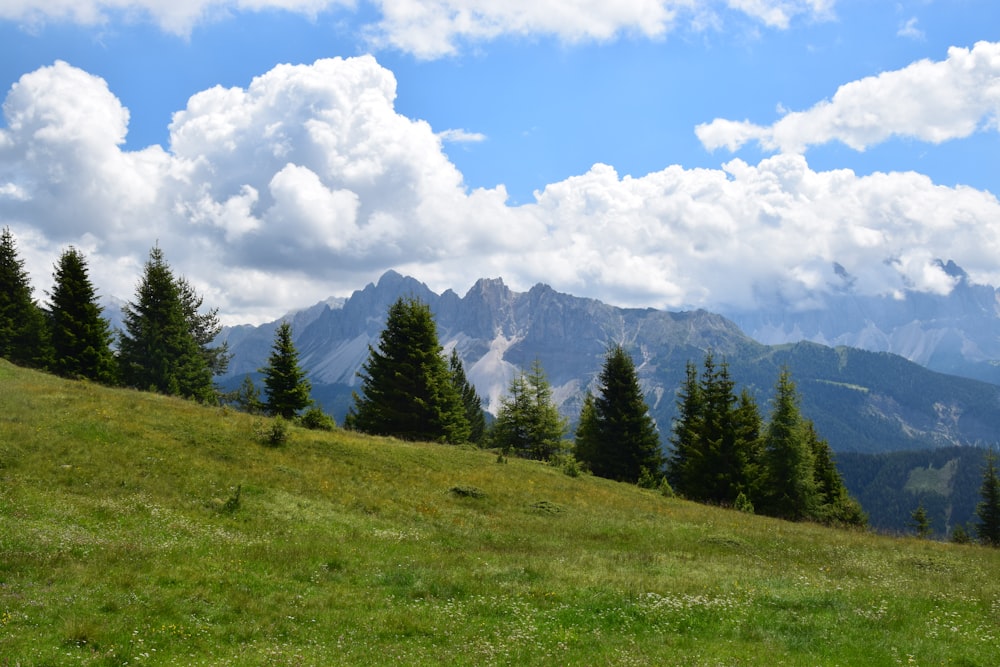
[
  {"xmin": 300, "ymin": 407, "xmax": 336, "ymax": 431},
  {"xmin": 734, "ymin": 492, "xmax": 754, "ymax": 514},
  {"xmin": 254, "ymin": 416, "xmax": 289, "ymax": 446}
]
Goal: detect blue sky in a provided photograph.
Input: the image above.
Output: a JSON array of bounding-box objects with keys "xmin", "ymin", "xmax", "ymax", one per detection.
[{"xmin": 2, "ymin": 1, "xmax": 1000, "ymax": 323}]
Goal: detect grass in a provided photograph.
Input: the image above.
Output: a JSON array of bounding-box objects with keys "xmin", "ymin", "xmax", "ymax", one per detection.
[{"xmin": 1, "ymin": 358, "xmax": 1000, "ymax": 665}]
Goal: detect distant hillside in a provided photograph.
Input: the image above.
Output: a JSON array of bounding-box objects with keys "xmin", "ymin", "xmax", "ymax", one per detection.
[
  {"xmin": 727, "ymin": 260, "xmax": 1000, "ymax": 385},
  {"xmin": 837, "ymin": 446, "xmax": 990, "ymax": 538},
  {"xmin": 3, "ymin": 360, "xmax": 1000, "ymax": 665},
  {"xmin": 219, "ymin": 271, "xmax": 1000, "ymax": 454}
]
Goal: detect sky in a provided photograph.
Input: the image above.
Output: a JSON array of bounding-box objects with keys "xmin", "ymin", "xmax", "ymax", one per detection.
[{"xmin": 2, "ymin": 1, "xmax": 1000, "ymax": 325}]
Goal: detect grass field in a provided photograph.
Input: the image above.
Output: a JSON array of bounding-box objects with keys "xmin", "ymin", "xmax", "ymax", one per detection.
[{"xmin": 1, "ymin": 359, "xmax": 999, "ymax": 665}]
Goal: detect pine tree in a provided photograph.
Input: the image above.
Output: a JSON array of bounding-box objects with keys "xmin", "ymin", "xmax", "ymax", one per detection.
[
  {"xmin": 491, "ymin": 359, "xmax": 565, "ymax": 460},
  {"xmin": 347, "ymin": 297, "xmax": 470, "ymax": 444},
  {"xmin": 46, "ymin": 247, "xmax": 116, "ymax": 384},
  {"xmin": 574, "ymin": 391, "xmax": 600, "ymax": 471},
  {"xmin": 667, "ymin": 361, "xmax": 706, "ymax": 498},
  {"xmin": 910, "ymin": 502, "xmax": 931, "ymax": 538},
  {"xmin": 177, "ymin": 276, "xmax": 231, "ymax": 377},
  {"xmin": 260, "ymin": 321, "xmax": 312, "ymax": 419},
  {"xmin": 118, "ymin": 246, "xmax": 215, "ymax": 402},
  {"xmin": 575, "ymin": 345, "xmax": 661, "ymax": 483},
  {"xmin": 449, "ymin": 349, "xmax": 487, "ymax": 445},
  {"xmin": 760, "ymin": 368, "xmax": 818, "ymax": 521},
  {"xmin": 807, "ymin": 423, "xmax": 866, "ymax": 527},
  {"xmin": 976, "ymin": 449, "xmax": 1000, "ymax": 547},
  {"xmin": 699, "ymin": 354, "xmax": 744, "ymax": 504},
  {"xmin": 0, "ymin": 226, "xmax": 50, "ymax": 368}
]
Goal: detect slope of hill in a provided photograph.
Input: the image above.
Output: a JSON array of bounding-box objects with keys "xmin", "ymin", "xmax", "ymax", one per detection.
[
  {"xmin": 837, "ymin": 446, "xmax": 990, "ymax": 538},
  {"xmin": 2, "ymin": 361, "xmax": 1000, "ymax": 665},
  {"xmin": 219, "ymin": 271, "xmax": 1000, "ymax": 454}
]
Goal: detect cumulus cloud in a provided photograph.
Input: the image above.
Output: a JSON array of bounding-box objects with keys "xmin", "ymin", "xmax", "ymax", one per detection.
[
  {"xmin": 3, "ymin": 57, "xmax": 1000, "ymax": 325},
  {"xmin": 697, "ymin": 40, "xmax": 1000, "ymax": 154},
  {"xmin": 0, "ymin": 0, "xmax": 834, "ymax": 56}
]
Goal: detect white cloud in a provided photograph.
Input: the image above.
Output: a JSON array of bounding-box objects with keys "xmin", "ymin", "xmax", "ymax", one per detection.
[
  {"xmin": 438, "ymin": 128, "xmax": 486, "ymax": 143},
  {"xmin": 0, "ymin": 0, "xmax": 835, "ymax": 56},
  {"xmin": 897, "ymin": 16, "xmax": 924, "ymax": 41},
  {"xmin": 697, "ymin": 40, "xmax": 1000, "ymax": 154},
  {"xmin": 4, "ymin": 57, "xmax": 1000, "ymax": 326}
]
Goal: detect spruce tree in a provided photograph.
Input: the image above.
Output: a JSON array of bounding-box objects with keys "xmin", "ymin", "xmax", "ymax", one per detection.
[
  {"xmin": 177, "ymin": 276, "xmax": 231, "ymax": 377},
  {"xmin": 0, "ymin": 226, "xmax": 49, "ymax": 368},
  {"xmin": 260, "ymin": 321, "xmax": 313, "ymax": 419},
  {"xmin": 667, "ymin": 361, "xmax": 705, "ymax": 498},
  {"xmin": 347, "ymin": 297, "xmax": 470, "ymax": 444},
  {"xmin": 807, "ymin": 423, "xmax": 866, "ymax": 527},
  {"xmin": 910, "ymin": 502, "xmax": 931, "ymax": 538},
  {"xmin": 699, "ymin": 354, "xmax": 744, "ymax": 504},
  {"xmin": 760, "ymin": 368, "xmax": 818, "ymax": 520},
  {"xmin": 574, "ymin": 392, "xmax": 600, "ymax": 470},
  {"xmin": 576, "ymin": 345, "xmax": 661, "ymax": 483},
  {"xmin": 46, "ymin": 247, "xmax": 116, "ymax": 384},
  {"xmin": 449, "ymin": 349, "xmax": 487, "ymax": 445},
  {"xmin": 976, "ymin": 449, "xmax": 1000, "ymax": 547},
  {"xmin": 118, "ymin": 246, "xmax": 215, "ymax": 402},
  {"xmin": 491, "ymin": 359, "xmax": 565, "ymax": 460}
]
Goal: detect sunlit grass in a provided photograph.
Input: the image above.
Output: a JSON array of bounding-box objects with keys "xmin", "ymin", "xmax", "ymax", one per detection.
[{"xmin": 1, "ymin": 359, "xmax": 999, "ymax": 665}]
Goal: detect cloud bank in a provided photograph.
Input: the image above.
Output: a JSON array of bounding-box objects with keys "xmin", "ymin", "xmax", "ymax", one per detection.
[
  {"xmin": 697, "ymin": 40, "xmax": 1000, "ymax": 154},
  {"xmin": 3, "ymin": 55, "xmax": 1000, "ymax": 325},
  {"xmin": 0, "ymin": 0, "xmax": 834, "ymax": 57}
]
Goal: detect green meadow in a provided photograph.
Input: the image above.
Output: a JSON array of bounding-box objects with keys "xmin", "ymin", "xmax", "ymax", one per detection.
[{"xmin": 1, "ymin": 359, "xmax": 998, "ymax": 666}]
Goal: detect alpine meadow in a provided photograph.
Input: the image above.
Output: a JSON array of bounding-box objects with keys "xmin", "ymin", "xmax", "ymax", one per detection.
[{"xmin": 3, "ymin": 359, "xmax": 1000, "ymax": 665}]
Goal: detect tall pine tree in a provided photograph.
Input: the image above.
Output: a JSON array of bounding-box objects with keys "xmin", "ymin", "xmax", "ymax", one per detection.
[
  {"xmin": 260, "ymin": 321, "xmax": 312, "ymax": 419},
  {"xmin": 976, "ymin": 449, "xmax": 1000, "ymax": 547},
  {"xmin": 0, "ymin": 227, "xmax": 50, "ymax": 368},
  {"xmin": 667, "ymin": 360, "xmax": 705, "ymax": 498},
  {"xmin": 449, "ymin": 349, "xmax": 487, "ymax": 445},
  {"xmin": 47, "ymin": 247, "xmax": 116, "ymax": 384},
  {"xmin": 347, "ymin": 297, "xmax": 470, "ymax": 444},
  {"xmin": 118, "ymin": 246, "xmax": 215, "ymax": 402},
  {"xmin": 575, "ymin": 345, "xmax": 661, "ymax": 483},
  {"xmin": 760, "ymin": 368, "xmax": 819, "ymax": 520}
]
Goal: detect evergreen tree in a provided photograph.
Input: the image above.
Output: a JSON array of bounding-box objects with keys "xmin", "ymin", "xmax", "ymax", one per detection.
[
  {"xmin": 177, "ymin": 277, "xmax": 231, "ymax": 377},
  {"xmin": 260, "ymin": 321, "xmax": 312, "ymax": 419},
  {"xmin": 699, "ymin": 354, "xmax": 745, "ymax": 504},
  {"xmin": 807, "ymin": 423, "xmax": 867, "ymax": 527},
  {"xmin": 449, "ymin": 349, "xmax": 487, "ymax": 445},
  {"xmin": 575, "ymin": 345, "xmax": 661, "ymax": 483},
  {"xmin": 118, "ymin": 246, "xmax": 215, "ymax": 402},
  {"xmin": 574, "ymin": 391, "xmax": 600, "ymax": 471},
  {"xmin": 491, "ymin": 359, "xmax": 565, "ymax": 460},
  {"xmin": 910, "ymin": 502, "xmax": 931, "ymax": 538},
  {"xmin": 46, "ymin": 247, "xmax": 116, "ymax": 383},
  {"xmin": 760, "ymin": 368, "xmax": 819, "ymax": 520},
  {"xmin": 976, "ymin": 449, "xmax": 1000, "ymax": 547},
  {"xmin": 0, "ymin": 226, "xmax": 49, "ymax": 368},
  {"xmin": 347, "ymin": 297, "xmax": 470, "ymax": 444},
  {"xmin": 230, "ymin": 374, "xmax": 264, "ymax": 414},
  {"xmin": 733, "ymin": 388, "xmax": 764, "ymax": 501},
  {"xmin": 667, "ymin": 361, "xmax": 705, "ymax": 498}
]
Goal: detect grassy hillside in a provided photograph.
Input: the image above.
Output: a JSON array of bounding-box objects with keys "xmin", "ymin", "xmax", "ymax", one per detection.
[{"xmin": 2, "ymin": 360, "xmax": 999, "ymax": 666}]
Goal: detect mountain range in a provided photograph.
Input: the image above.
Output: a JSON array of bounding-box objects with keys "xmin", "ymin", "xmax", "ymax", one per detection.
[
  {"xmin": 725, "ymin": 260, "xmax": 1000, "ymax": 386},
  {"xmin": 217, "ymin": 270, "xmax": 1000, "ymax": 456}
]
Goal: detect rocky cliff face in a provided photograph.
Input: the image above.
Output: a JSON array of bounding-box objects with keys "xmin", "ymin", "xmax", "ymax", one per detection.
[{"xmin": 218, "ymin": 270, "xmax": 1000, "ymax": 454}]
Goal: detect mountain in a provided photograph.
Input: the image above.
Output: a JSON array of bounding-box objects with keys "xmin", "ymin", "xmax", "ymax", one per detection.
[
  {"xmin": 836, "ymin": 446, "xmax": 989, "ymax": 538},
  {"xmin": 218, "ymin": 271, "xmax": 1000, "ymax": 454},
  {"xmin": 725, "ymin": 260, "xmax": 1000, "ymax": 385}
]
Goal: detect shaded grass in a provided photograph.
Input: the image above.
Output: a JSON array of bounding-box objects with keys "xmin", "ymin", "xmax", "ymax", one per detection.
[{"xmin": 1, "ymin": 359, "xmax": 1000, "ymax": 665}]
